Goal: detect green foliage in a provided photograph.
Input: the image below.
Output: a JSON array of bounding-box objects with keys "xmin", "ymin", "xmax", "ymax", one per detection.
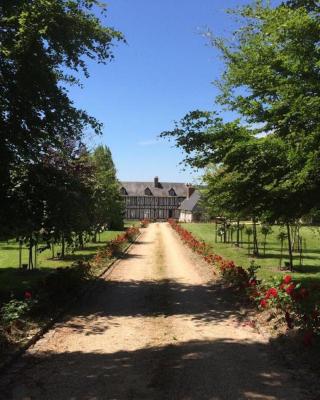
[
  {"xmin": 183, "ymin": 222, "xmax": 320, "ymax": 284},
  {"xmin": 160, "ymin": 1, "xmax": 320, "ymax": 226},
  {"xmin": 1, "ymin": 299, "xmax": 32, "ymax": 324},
  {"xmin": 261, "ymin": 224, "xmax": 273, "ymax": 237},
  {"xmin": 277, "ymin": 231, "xmax": 288, "ymax": 242},
  {"xmin": 0, "ymin": 0, "xmax": 124, "ymax": 232},
  {"xmin": 247, "ymin": 261, "xmax": 261, "ymax": 281},
  {"xmin": 39, "ymin": 261, "xmax": 92, "ymax": 307},
  {"xmin": 91, "ymin": 145, "xmax": 124, "ymax": 231},
  {"xmin": 212, "ymin": 2, "xmax": 320, "ymax": 219}
]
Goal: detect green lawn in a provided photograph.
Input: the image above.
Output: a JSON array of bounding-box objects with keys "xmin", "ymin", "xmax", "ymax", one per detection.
[
  {"xmin": 183, "ymin": 223, "xmax": 320, "ymax": 285},
  {"xmin": 124, "ymin": 220, "xmax": 140, "ymax": 227},
  {"xmin": 0, "ymin": 228, "xmax": 129, "ymax": 298}
]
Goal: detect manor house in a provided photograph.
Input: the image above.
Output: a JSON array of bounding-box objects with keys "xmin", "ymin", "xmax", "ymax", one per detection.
[{"xmin": 120, "ymin": 177, "xmax": 195, "ymax": 220}]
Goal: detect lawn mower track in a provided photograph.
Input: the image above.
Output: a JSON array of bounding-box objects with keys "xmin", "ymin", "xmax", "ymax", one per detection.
[{"xmin": 0, "ymin": 223, "xmax": 314, "ymax": 399}]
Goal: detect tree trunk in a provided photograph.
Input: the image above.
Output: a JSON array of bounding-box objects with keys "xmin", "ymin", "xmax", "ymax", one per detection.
[
  {"xmin": 19, "ymin": 239, "xmax": 22, "ymax": 268},
  {"xmin": 279, "ymin": 240, "xmax": 283, "ymax": 269},
  {"xmin": 28, "ymin": 236, "xmax": 34, "ymax": 270},
  {"xmin": 252, "ymin": 218, "xmax": 259, "ymax": 256},
  {"xmin": 79, "ymin": 232, "xmax": 84, "ymax": 249},
  {"xmin": 34, "ymin": 241, "xmax": 38, "ymax": 269},
  {"xmin": 61, "ymin": 233, "xmax": 65, "ymax": 258},
  {"xmin": 215, "ymin": 221, "xmax": 218, "ymax": 243},
  {"xmin": 92, "ymin": 231, "xmax": 97, "ymax": 243},
  {"xmin": 286, "ymin": 222, "xmax": 293, "ymax": 271},
  {"xmin": 263, "ymin": 234, "xmax": 267, "ymax": 256},
  {"xmin": 299, "ymin": 236, "xmax": 303, "ymax": 267},
  {"xmin": 236, "ymin": 219, "xmax": 240, "ymax": 247}
]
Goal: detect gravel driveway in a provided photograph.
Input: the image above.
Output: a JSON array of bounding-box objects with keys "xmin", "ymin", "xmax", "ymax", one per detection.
[{"xmin": 0, "ymin": 223, "xmax": 314, "ymax": 399}]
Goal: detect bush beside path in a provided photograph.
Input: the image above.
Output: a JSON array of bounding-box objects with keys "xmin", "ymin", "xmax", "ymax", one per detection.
[{"xmin": 0, "ymin": 226, "xmax": 140, "ymax": 370}]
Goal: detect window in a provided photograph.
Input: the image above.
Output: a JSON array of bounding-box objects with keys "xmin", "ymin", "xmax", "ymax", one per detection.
[
  {"xmin": 120, "ymin": 187, "xmax": 128, "ymax": 195},
  {"xmin": 169, "ymin": 188, "xmax": 176, "ymax": 196},
  {"xmin": 144, "ymin": 187, "xmax": 153, "ymax": 196}
]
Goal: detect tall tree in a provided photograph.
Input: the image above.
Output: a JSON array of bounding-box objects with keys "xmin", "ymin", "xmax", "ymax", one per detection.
[
  {"xmin": 211, "ymin": 1, "xmax": 320, "ymax": 214},
  {"xmin": 0, "ymin": 0, "xmax": 124, "ymax": 231},
  {"xmin": 91, "ymin": 145, "xmax": 123, "ymax": 233},
  {"xmin": 7, "ymin": 143, "xmax": 94, "ymax": 264},
  {"xmin": 160, "ymin": 1, "xmax": 320, "ymax": 268}
]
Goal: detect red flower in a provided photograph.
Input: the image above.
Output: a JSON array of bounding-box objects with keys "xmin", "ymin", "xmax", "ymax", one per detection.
[
  {"xmin": 283, "ymin": 275, "xmax": 292, "ymax": 284},
  {"xmin": 279, "ymin": 283, "xmax": 286, "ymax": 290},
  {"xmin": 265, "ymin": 288, "xmax": 278, "ymax": 299},
  {"xmin": 260, "ymin": 299, "xmax": 268, "ymax": 308},
  {"xmin": 24, "ymin": 291, "xmax": 32, "ymax": 299},
  {"xmin": 285, "ymin": 283, "xmax": 296, "ymax": 296}
]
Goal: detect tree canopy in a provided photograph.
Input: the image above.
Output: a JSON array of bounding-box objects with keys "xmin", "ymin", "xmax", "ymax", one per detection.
[
  {"xmin": 0, "ymin": 0, "xmax": 124, "ymax": 227},
  {"xmin": 160, "ymin": 0, "xmax": 320, "ymax": 223},
  {"xmin": 0, "ymin": 1, "xmax": 125, "ymax": 266}
]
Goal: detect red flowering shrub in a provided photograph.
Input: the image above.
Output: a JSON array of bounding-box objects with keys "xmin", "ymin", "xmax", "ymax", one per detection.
[
  {"xmin": 168, "ymin": 219, "xmax": 253, "ymax": 289},
  {"xmin": 93, "ymin": 228, "xmax": 140, "ymax": 265},
  {"xmin": 24, "ymin": 291, "xmax": 32, "ymax": 300},
  {"xmin": 285, "ymin": 283, "xmax": 296, "ymax": 296},
  {"xmin": 125, "ymin": 227, "xmax": 140, "ymax": 243},
  {"xmin": 168, "ymin": 219, "xmax": 320, "ymax": 345},
  {"xmin": 283, "ymin": 275, "xmax": 292, "ymax": 284},
  {"xmin": 260, "ymin": 299, "xmax": 267, "ymax": 308},
  {"xmin": 265, "ymin": 288, "xmax": 278, "ymax": 299}
]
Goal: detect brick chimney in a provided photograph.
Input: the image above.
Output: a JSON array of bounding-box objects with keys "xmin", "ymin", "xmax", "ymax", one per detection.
[
  {"xmin": 154, "ymin": 176, "xmax": 159, "ymax": 188},
  {"xmin": 186, "ymin": 184, "xmax": 195, "ymax": 199}
]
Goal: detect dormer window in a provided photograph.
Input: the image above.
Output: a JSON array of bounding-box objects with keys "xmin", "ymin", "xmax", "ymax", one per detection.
[
  {"xmin": 120, "ymin": 187, "xmax": 128, "ymax": 195},
  {"xmin": 169, "ymin": 188, "xmax": 176, "ymax": 196},
  {"xmin": 145, "ymin": 187, "xmax": 153, "ymax": 196}
]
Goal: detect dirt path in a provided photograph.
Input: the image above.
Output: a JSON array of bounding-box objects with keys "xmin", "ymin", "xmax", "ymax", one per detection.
[{"xmin": 0, "ymin": 223, "xmax": 314, "ymax": 399}]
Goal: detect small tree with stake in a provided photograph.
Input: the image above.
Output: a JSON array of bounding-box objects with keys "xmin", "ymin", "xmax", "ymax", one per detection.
[
  {"xmin": 277, "ymin": 231, "xmax": 288, "ymax": 270},
  {"xmin": 260, "ymin": 224, "xmax": 273, "ymax": 256},
  {"xmin": 245, "ymin": 226, "xmax": 253, "ymax": 256}
]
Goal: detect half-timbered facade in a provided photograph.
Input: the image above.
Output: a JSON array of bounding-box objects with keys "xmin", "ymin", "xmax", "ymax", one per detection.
[{"xmin": 120, "ymin": 177, "xmax": 194, "ymax": 220}]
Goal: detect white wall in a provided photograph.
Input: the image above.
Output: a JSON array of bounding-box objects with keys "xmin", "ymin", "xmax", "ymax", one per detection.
[{"xmin": 179, "ymin": 211, "xmax": 193, "ymax": 223}]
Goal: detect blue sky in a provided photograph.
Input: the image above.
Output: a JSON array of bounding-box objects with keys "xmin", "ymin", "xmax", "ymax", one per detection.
[{"xmin": 68, "ymin": 0, "xmax": 275, "ymax": 183}]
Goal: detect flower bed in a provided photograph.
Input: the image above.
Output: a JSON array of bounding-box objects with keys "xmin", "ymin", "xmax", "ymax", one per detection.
[
  {"xmin": 0, "ymin": 227, "xmax": 140, "ymax": 363},
  {"xmin": 93, "ymin": 227, "xmax": 140, "ymax": 264},
  {"xmin": 168, "ymin": 219, "xmax": 319, "ymax": 345}
]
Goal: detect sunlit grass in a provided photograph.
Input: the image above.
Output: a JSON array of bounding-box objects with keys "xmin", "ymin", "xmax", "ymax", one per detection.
[
  {"xmin": 183, "ymin": 223, "xmax": 320, "ymax": 285},
  {"xmin": 0, "ymin": 223, "xmax": 140, "ymax": 296}
]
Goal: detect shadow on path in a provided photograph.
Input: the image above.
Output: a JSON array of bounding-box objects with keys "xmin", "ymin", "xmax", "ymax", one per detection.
[
  {"xmin": 65, "ymin": 278, "xmax": 246, "ymax": 336},
  {"xmin": 4, "ymin": 338, "xmax": 306, "ymax": 400}
]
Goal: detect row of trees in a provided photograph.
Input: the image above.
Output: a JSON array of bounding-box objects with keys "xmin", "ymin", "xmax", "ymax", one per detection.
[
  {"xmin": 0, "ymin": 1, "xmax": 124, "ymax": 268},
  {"xmin": 9, "ymin": 144, "xmax": 123, "ymax": 269},
  {"xmin": 161, "ymin": 0, "xmax": 320, "ymax": 270}
]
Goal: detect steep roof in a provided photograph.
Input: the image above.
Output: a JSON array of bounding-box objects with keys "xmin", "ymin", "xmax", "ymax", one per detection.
[
  {"xmin": 120, "ymin": 181, "xmax": 188, "ymax": 197},
  {"xmin": 178, "ymin": 191, "xmax": 201, "ymax": 211}
]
